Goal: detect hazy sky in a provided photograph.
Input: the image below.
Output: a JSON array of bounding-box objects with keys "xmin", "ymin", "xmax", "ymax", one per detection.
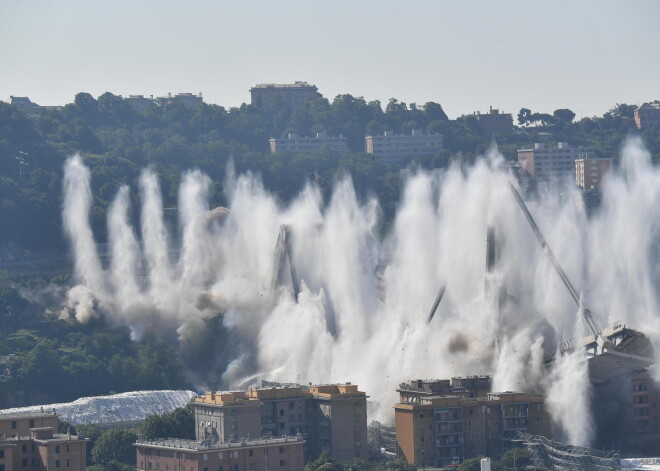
[{"xmin": 1, "ymin": 0, "xmax": 658, "ymax": 119}]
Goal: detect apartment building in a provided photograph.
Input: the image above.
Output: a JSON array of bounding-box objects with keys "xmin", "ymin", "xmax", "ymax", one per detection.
[
  {"xmin": 517, "ymin": 142, "xmax": 594, "ymax": 181},
  {"xmin": 193, "ymin": 384, "xmax": 367, "ymax": 462},
  {"xmin": 250, "ymin": 82, "xmax": 320, "ymax": 110},
  {"xmin": 0, "ymin": 413, "xmax": 88, "ymax": 471},
  {"xmin": 395, "ymin": 390, "xmax": 550, "ymax": 467},
  {"xmin": 575, "ymin": 156, "xmax": 612, "ymax": 190},
  {"xmin": 472, "ymin": 107, "xmax": 513, "ymax": 135},
  {"xmin": 135, "ymin": 436, "xmax": 305, "ymax": 471},
  {"xmin": 365, "ymin": 130, "xmax": 443, "ymax": 164},
  {"xmin": 269, "ymin": 133, "xmax": 347, "ymax": 155},
  {"xmin": 634, "ymin": 102, "xmax": 660, "ymax": 129}
]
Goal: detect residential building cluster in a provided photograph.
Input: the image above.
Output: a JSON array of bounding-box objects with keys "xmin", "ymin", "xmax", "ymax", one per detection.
[
  {"xmin": 136, "ymin": 382, "xmax": 367, "ymax": 471},
  {"xmin": 0, "ymin": 412, "xmax": 89, "ymax": 471},
  {"xmin": 6, "ymin": 371, "xmax": 660, "ymax": 469}
]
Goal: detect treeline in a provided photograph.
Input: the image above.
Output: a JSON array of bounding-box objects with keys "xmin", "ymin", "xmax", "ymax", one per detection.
[
  {"xmin": 0, "ymin": 311, "xmax": 188, "ymax": 407},
  {"xmin": 2, "ymin": 92, "xmax": 659, "ymax": 251}
]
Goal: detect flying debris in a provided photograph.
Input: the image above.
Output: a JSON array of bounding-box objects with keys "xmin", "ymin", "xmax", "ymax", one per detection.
[{"xmin": 426, "ymin": 284, "xmax": 446, "ymax": 324}]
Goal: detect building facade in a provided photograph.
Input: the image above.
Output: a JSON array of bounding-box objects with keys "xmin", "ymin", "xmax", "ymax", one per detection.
[
  {"xmin": 365, "ymin": 130, "xmax": 443, "ymax": 164},
  {"xmin": 0, "ymin": 413, "xmax": 88, "ymax": 471},
  {"xmin": 472, "ymin": 107, "xmax": 513, "ymax": 135},
  {"xmin": 193, "ymin": 384, "xmax": 367, "ymax": 462},
  {"xmin": 269, "ymin": 133, "xmax": 347, "ymax": 155},
  {"xmin": 395, "ymin": 390, "xmax": 551, "ymax": 467},
  {"xmin": 517, "ymin": 142, "xmax": 594, "ymax": 181},
  {"xmin": 629, "ymin": 370, "xmax": 660, "ymax": 435},
  {"xmin": 575, "ymin": 156, "xmax": 612, "ymax": 190},
  {"xmin": 250, "ymin": 83, "xmax": 320, "ymax": 111},
  {"xmin": 634, "ymin": 102, "xmax": 660, "ymax": 129},
  {"xmin": 135, "ymin": 436, "xmax": 305, "ymax": 471}
]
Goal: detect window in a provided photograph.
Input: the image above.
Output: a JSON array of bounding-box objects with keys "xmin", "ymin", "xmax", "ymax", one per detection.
[
  {"xmin": 1, "ymin": 465, "xmax": 4, "ymax": 471},
  {"xmin": 218, "ymin": 453, "xmax": 223, "ymax": 460},
  {"xmin": 279, "ymin": 447, "xmax": 285, "ymax": 454},
  {"xmin": 56, "ymin": 446, "xmax": 60, "ymax": 454},
  {"xmin": 231, "ymin": 452, "xmax": 238, "ymax": 459},
  {"xmin": 0, "ymin": 450, "xmax": 4, "ymax": 459},
  {"xmin": 250, "ymin": 465, "xmax": 256, "ymax": 471},
  {"xmin": 29, "ymin": 420, "xmax": 34, "ymax": 428},
  {"xmin": 219, "ymin": 467, "xmax": 224, "ymax": 471},
  {"xmin": 203, "ymin": 454, "xmax": 208, "ymax": 462},
  {"xmin": 66, "ymin": 446, "xmax": 69, "ymax": 453},
  {"xmin": 279, "ymin": 410, "xmax": 284, "ymax": 417},
  {"xmin": 22, "ymin": 445, "xmax": 27, "ymax": 453},
  {"xmin": 279, "ymin": 461, "xmax": 287, "ymax": 467},
  {"xmin": 22, "ymin": 459, "xmax": 27, "ymax": 468},
  {"xmin": 289, "ymin": 402, "xmax": 294, "ymax": 410},
  {"xmin": 249, "ymin": 450, "xmax": 253, "ymax": 457},
  {"xmin": 11, "ymin": 421, "xmax": 16, "ymax": 430}
]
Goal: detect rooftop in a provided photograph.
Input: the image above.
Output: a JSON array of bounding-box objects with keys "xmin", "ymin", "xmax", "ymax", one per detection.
[
  {"xmin": 251, "ymin": 82, "xmax": 317, "ymax": 90},
  {"xmin": 135, "ymin": 435, "xmax": 304, "ymax": 452}
]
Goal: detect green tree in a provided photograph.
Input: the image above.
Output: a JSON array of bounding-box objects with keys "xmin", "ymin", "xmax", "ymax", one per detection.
[
  {"xmin": 139, "ymin": 403, "xmax": 194, "ymax": 440},
  {"xmin": 553, "ymin": 109, "xmax": 576, "ymax": 124},
  {"xmin": 458, "ymin": 456, "xmax": 485, "ymax": 471},
  {"xmin": 92, "ymin": 428, "xmax": 138, "ymax": 467},
  {"xmin": 517, "ymin": 108, "xmax": 531, "ymax": 126},
  {"xmin": 496, "ymin": 448, "xmax": 533, "ymax": 470}
]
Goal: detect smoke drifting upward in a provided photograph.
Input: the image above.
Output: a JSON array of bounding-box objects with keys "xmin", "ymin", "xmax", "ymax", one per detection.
[{"xmin": 61, "ymin": 139, "xmax": 660, "ymax": 446}]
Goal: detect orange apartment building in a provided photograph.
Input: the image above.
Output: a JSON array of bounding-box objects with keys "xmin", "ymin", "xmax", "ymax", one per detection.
[
  {"xmin": 0, "ymin": 413, "xmax": 88, "ymax": 471},
  {"xmin": 395, "ymin": 389, "xmax": 551, "ymax": 467},
  {"xmin": 135, "ymin": 436, "xmax": 305, "ymax": 471},
  {"xmin": 193, "ymin": 384, "xmax": 367, "ymax": 462}
]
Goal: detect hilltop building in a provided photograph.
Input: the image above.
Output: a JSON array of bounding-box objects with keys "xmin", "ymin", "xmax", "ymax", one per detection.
[
  {"xmin": 250, "ymin": 82, "xmax": 320, "ymax": 111},
  {"xmin": 634, "ymin": 102, "xmax": 660, "ymax": 129},
  {"xmin": 0, "ymin": 412, "xmax": 89, "ymax": 471},
  {"xmin": 9, "ymin": 96, "xmax": 41, "ymax": 115},
  {"xmin": 193, "ymin": 383, "xmax": 367, "ymax": 462},
  {"xmin": 395, "ymin": 379, "xmax": 551, "ymax": 467},
  {"xmin": 471, "ymin": 107, "xmax": 513, "ymax": 135},
  {"xmin": 517, "ymin": 142, "xmax": 594, "ymax": 181},
  {"xmin": 125, "ymin": 95, "xmax": 155, "ymax": 112},
  {"xmin": 269, "ymin": 133, "xmax": 347, "ymax": 155},
  {"xmin": 575, "ymin": 156, "xmax": 612, "ymax": 190},
  {"xmin": 157, "ymin": 93, "xmax": 204, "ymax": 109},
  {"xmin": 365, "ymin": 130, "xmax": 443, "ymax": 164}
]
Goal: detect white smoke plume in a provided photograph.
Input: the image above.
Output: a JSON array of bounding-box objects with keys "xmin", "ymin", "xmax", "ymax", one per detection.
[{"xmin": 60, "ymin": 139, "xmax": 660, "ymax": 447}]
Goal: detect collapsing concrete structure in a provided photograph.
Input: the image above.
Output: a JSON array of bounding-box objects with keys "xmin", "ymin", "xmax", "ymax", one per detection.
[
  {"xmin": 426, "ymin": 180, "xmax": 655, "ymax": 384},
  {"xmin": 506, "ymin": 182, "xmax": 655, "ymax": 383},
  {"xmin": 271, "ymin": 224, "xmax": 300, "ymax": 302}
]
